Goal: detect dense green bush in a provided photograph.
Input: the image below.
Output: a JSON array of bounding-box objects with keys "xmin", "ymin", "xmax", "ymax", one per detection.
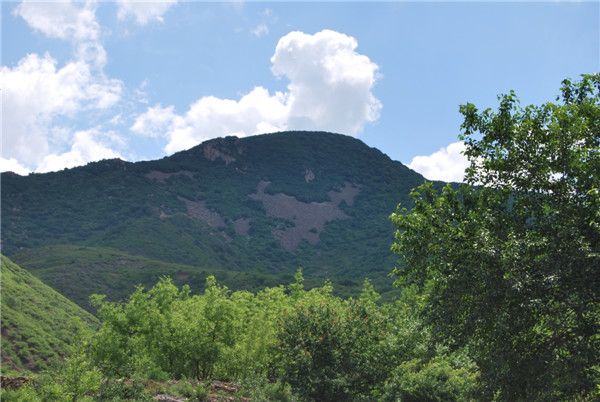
[
  {"xmin": 381, "ymin": 352, "xmax": 479, "ymax": 402},
  {"xmin": 67, "ymin": 273, "xmax": 476, "ymax": 401},
  {"xmin": 276, "ymin": 278, "xmax": 401, "ymax": 401},
  {"xmin": 0, "ymin": 267, "xmax": 476, "ymax": 401}
]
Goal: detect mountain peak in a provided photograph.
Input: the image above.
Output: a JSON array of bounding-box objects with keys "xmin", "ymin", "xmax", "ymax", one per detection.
[{"xmin": 2, "ymin": 131, "xmax": 429, "ymax": 304}]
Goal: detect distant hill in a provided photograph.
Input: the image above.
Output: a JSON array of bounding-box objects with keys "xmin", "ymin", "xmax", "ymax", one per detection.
[
  {"xmin": 12, "ymin": 245, "xmax": 323, "ymax": 312},
  {"xmin": 0, "ymin": 256, "xmax": 98, "ymax": 373},
  {"xmin": 2, "ymin": 131, "xmax": 437, "ymax": 305}
]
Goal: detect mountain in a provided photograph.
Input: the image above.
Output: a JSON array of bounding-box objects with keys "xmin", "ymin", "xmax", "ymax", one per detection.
[
  {"xmin": 0, "ymin": 256, "xmax": 98, "ymax": 373},
  {"xmin": 1, "ymin": 131, "xmax": 433, "ymax": 306}
]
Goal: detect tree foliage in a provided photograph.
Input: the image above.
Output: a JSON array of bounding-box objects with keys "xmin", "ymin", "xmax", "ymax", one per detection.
[
  {"xmin": 3, "ymin": 272, "xmax": 479, "ymax": 401},
  {"xmin": 391, "ymin": 74, "xmax": 600, "ymax": 400}
]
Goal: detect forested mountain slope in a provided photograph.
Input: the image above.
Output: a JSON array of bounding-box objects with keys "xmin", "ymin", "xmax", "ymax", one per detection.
[{"xmin": 2, "ymin": 131, "xmax": 435, "ymax": 304}]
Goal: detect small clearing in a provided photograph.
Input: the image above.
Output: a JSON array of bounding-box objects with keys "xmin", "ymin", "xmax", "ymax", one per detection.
[
  {"xmin": 203, "ymin": 143, "xmax": 236, "ymax": 165},
  {"xmin": 250, "ymin": 181, "xmax": 360, "ymax": 251},
  {"xmin": 327, "ymin": 184, "xmax": 361, "ymax": 206},
  {"xmin": 233, "ymin": 218, "xmax": 251, "ymax": 236},
  {"xmin": 178, "ymin": 197, "xmax": 225, "ymax": 228},
  {"xmin": 145, "ymin": 170, "xmax": 194, "ymax": 183}
]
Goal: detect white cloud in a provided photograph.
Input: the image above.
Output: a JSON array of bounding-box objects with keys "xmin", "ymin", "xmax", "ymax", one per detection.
[
  {"xmin": 117, "ymin": 0, "xmax": 177, "ymax": 25},
  {"xmin": 1, "ymin": 53, "xmax": 122, "ymax": 168},
  {"xmin": 131, "ymin": 104, "xmax": 177, "ymax": 138},
  {"xmin": 14, "ymin": 0, "xmax": 99, "ymax": 42},
  {"xmin": 133, "ymin": 29, "xmax": 381, "ymax": 154},
  {"xmin": 134, "ymin": 80, "xmax": 150, "ymax": 104},
  {"xmin": 3, "ymin": 0, "xmax": 125, "ymax": 173},
  {"xmin": 164, "ymin": 87, "xmax": 288, "ymax": 154},
  {"xmin": 251, "ymin": 23, "xmax": 269, "ymax": 37},
  {"xmin": 36, "ymin": 129, "xmax": 122, "ymax": 173},
  {"xmin": 0, "ymin": 157, "xmax": 30, "ymax": 175},
  {"xmin": 271, "ymin": 29, "xmax": 381, "ymax": 135},
  {"xmin": 15, "ymin": 0, "xmax": 106, "ymax": 68},
  {"xmin": 408, "ymin": 141, "xmax": 469, "ymax": 182}
]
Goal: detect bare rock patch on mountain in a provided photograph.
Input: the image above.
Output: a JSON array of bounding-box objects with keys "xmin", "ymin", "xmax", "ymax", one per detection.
[
  {"xmin": 178, "ymin": 197, "xmax": 225, "ymax": 228},
  {"xmin": 145, "ymin": 170, "xmax": 194, "ymax": 183},
  {"xmin": 250, "ymin": 181, "xmax": 360, "ymax": 251},
  {"xmin": 203, "ymin": 143, "xmax": 237, "ymax": 165},
  {"xmin": 233, "ymin": 218, "xmax": 251, "ymax": 236}
]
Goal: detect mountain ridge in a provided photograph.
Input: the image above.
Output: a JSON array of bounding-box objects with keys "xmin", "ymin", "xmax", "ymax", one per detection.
[{"xmin": 2, "ymin": 131, "xmax": 437, "ymax": 306}]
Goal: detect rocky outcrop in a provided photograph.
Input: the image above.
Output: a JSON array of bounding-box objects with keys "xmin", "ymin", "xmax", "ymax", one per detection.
[{"xmin": 250, "ymin": 181, "xmax": 360, "ymax": 251}]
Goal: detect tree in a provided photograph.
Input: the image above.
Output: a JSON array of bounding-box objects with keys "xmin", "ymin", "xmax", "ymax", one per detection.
[
  {"xmin": 276, "ymin": 280, "xmax": 399, "ymax": 401},
  {"xmin": 391, "ymin": 74, "xmax": 599, "ymax": 401}
]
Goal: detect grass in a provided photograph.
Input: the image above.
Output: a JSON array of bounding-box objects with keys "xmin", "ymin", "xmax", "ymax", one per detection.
[{"xmin": 0, "ymin": 256, "xmax": 98, "ymax": 373}]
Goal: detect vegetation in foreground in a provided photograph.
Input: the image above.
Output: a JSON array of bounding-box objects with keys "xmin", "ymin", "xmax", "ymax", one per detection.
[
  {"xmin": 2, "ymin": 273, "xmax": 479, "ymax": 402},
  {"xmin": 2, "ymin": 75, "xmax": 598, "ymax": 401},
  {"xmin": 390, "ymin": 74, "xmax": 599, "ymax": 400}
]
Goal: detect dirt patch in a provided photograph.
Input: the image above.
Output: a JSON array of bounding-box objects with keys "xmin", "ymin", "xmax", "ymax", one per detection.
[
  {"xmin": 175, "ymin": 271, "xmax": 190, "ymax": 282},
  {"xmin": 1, "ymin": 376, "xmax": 30, "ymax": 390},
  {"xmin": 208, "ymin": 381, "xmax": 248, "ymax": 402},
  {"xmin": 145, "ymin": 170, "xmax": 194, "ymax": 183},
  {"xmin": 203, "ymin": 143, "xmax": 236, "ymax": 165},
  {"xmin": 153, "ymin": 380, "xmax": 248, "ymax": 402},
  {"xmin": 178, "ymin": 197, "xmax": 225, "ymax": 228},
  {"xmin": 249, "ymin": 181, "xmax": 360, "ymax": 251},
  {"xmin": 233, "ymin": 218, "xmax": 251, "ymax": 236},
  {"xmin": 154, "ymin": 394, "xmax": 185, "ymax": 402},
  {"xmin": 328, "ymin": 183, "xmax": 361, "ymax": 206}
]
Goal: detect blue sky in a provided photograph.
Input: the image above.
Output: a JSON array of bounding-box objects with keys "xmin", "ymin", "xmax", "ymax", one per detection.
[{"xmin": 2, "ymin": 1, "xmax": 598, "ymax": 181}]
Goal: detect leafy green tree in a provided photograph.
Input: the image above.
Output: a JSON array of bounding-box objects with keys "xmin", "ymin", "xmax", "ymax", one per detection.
[
  {"xmin": 276, "ymin": 280, "xmax": 402, "ymax": 401},
  {"xmin": 391, "ymin": 74, "xmax": 600, "ymax": 400},
  {"xmin": 88, "ymin": 275, "xmax": 284, "ymax": 383},
  {"xmin": 276, "ymin": 284, "xmax": 353, "ymax": 401},
  {"xmin": 217, "ymin": 285, "xmax": 289, "ymax": 380},
  {"xmin": 171, "ymin": 276, "xmax": 238, "ymax": 379},
  {"xmin": 381, "ymin": 351, "xmax": 479, "ymax": 402}
]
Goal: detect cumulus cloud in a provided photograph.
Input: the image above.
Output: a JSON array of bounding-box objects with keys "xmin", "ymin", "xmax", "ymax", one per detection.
[
  {"xmin": 160, "ymin": 87, "xmax": 288, "ymax": 154},
  {"xmin": 117, "ymin": 0, "xmax": 177, "ymax": 25},
  {"xmin": 0, "ymin": 53, "xmax": 122, "ymax": 168},
  {"xmin": 133, "ymin": 29, "xmax": 381, "ymax": 154},
  {"xmin": 14, "ymin": 0, "xmax": 99, "ymax": 42},
  {"xmin": 36, "ymin": 129, "xmax": 123, "ymax": 173},
  {"xmin": 408, "ymin": 141, "xmax": 469, "ymax": 182},
  {"xmin": 2, "ymin": 1, "xmax": 124, "ymax": 172},
  {"xmin": 15, "ymin": 0, "xmax": 106, "ymax": 67},
  {"xmin": 0, "ymin": 157, "xmax": 30, "ymax": 175},
  {"xmin": 131, "ymin": 104, "xmax": 177, "ymax": 138},
  {"xmin": 272, "ymin": 30, "xmax": 381, "ymax": 135}
]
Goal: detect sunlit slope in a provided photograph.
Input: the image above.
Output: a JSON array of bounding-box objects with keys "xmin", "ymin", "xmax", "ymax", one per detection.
[
  {"xmin": 11, "ymin": 245, "xmax": 319, "ymax": 312},
  {"xmin": 0, "ymin": 256, "xmax": 98, "ymax": 373}
]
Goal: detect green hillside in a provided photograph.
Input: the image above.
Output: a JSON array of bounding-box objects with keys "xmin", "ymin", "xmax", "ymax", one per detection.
[
  {"xmin": 11, "ymin": 245, "xmax": 366, "ymax": 311},
  {"xmin": 2, "ymin": 132, "xmax": 434, "ymax": 305},
  {"xmin": 0, "ymin": 256, "xmax": 98, "ymax": 373}
]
